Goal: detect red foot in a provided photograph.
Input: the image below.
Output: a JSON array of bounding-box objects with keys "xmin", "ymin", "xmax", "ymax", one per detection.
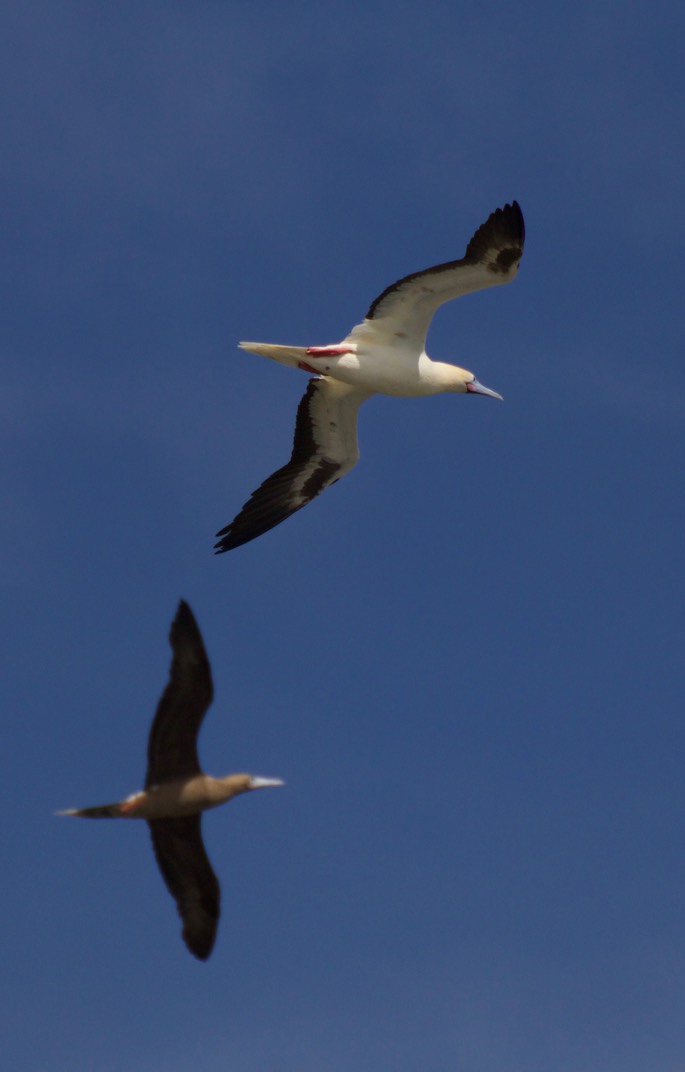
[
  {"xmin": 120, "ymin": 793, "xmax": 145, "ymax": 815},
  {"xmin": 305, "ymin": 345, "xmax": 355, "ymax": 356}
]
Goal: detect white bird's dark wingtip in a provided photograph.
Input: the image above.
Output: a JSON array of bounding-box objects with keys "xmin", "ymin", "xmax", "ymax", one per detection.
[{"xmin": 463, "ymin": 200, "xmax": 525, "ymax": 274}]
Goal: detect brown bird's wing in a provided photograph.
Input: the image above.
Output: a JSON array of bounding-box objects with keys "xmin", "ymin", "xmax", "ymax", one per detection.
[
  {"xmin": 214, "ymin": 377, "xmax": 369, "ymax": 553},
  {"xmin": 145, "ymin": 600, "xmax": 214, "ymax": 789},
  {"xmin": 149, "ymin": 815, "xmax": 220, "ymax": 961}
]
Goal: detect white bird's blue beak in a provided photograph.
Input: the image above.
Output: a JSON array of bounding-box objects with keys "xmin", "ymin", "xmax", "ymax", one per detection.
[{"xmin": 467, "ymin": 377, "xmax": 503, "ymax": 400}]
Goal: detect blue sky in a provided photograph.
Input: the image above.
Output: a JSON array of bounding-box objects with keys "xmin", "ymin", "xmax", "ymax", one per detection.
[{"xmin": 3, "ymin": 1, "xmax": 685, "ymax": 1069}]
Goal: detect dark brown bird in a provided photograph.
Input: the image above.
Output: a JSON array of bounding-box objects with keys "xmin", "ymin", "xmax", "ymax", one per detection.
[{"xmin": 58, "ymin": 600, "xmax": 283, "ymax": 960}]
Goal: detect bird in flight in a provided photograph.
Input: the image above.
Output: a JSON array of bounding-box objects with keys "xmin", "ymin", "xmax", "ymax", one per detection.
[
  {"xmin": 215, "ymin": 200, "xmax": 525, "ymax": 553},
  {"xmin": 58, "ymin": 600, "xmax": 283, "ymax": 960}
]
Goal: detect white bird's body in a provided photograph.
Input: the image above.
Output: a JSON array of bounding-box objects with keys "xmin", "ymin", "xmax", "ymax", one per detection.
[
  {"xmin": 216, "ymin": 201, "xmax": 525, "ymax": 553},
  {"xmin": 238, "ymin": 340, "xmax": 472, "ymax": 397}
]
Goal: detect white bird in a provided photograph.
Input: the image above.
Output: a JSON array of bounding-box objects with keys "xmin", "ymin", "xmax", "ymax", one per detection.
[
  {"xmin": 58, "ymin": 600, "xmax": 284, "ymax": 960},
  {"xmin": 215, "ymin": 201, "xmax": 524, "ymax": 553}
]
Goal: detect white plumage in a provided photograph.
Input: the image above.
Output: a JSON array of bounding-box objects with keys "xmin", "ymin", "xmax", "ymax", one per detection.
[{"xmin": 216, "ymin": 201, "xmax": 525, "ymax": 553}]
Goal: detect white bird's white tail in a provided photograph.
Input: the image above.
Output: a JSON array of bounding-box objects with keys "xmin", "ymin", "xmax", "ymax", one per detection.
[{"xmin": 239, "ymin": 341, "xmax": 312, "ymax": 369}]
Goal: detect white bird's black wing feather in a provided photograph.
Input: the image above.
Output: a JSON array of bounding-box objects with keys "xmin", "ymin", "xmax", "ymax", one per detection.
[
  {"xmin": 145, "ymin": 601, "xmax": 214, "ymax": 788},
  {"xmin": 359, "ymin": 201, "xmax": 525, "ymax": 351},
  {"xmin": 214, "ymin": 377, "xmax": 369, "ymax": 553},
  {"xmin": 148, "ymin": 815, "xmax": 220, "ymax": 961}
]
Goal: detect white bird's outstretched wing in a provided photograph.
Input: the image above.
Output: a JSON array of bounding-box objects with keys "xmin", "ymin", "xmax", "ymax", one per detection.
[
  {"xmin": 215, "ymin": 377, "xmax": 370, "ymax": 553},
  {"xmin": 350, "ymin": 201, "xmax": 525, "ymax": 352}
]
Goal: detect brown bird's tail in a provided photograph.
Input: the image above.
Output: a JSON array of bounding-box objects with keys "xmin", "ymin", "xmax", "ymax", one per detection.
[{"xmin": 56, "ymin": 802, "xmax": 125, "ymax": 818}]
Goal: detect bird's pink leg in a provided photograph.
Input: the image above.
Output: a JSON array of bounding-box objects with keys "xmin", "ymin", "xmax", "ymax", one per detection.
[
  {"xmin": 305, "ymin": 345, "xmax": 356, "ymax": 356},
  {"xmin": 298, "ymin": 345, "xmax": 355, "ymax": 374},
  {"xmin": 119, "ymin": 792, "xmax": 146, "ymax": 815}
]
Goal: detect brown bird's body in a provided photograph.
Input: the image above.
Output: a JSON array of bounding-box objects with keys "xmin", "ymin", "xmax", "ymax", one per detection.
[
  {"xmin": 58, "ymin": 600, "xmax": 283, "ymax": 960},
  {"xmin": 69, "ymin": 772, "xmax": 263, "ymax": 820}
]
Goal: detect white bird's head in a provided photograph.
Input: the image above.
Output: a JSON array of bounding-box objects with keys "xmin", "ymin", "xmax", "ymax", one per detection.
[{"xmin": 431, "ymin": 361, "xmax": 503, "ymax": 399}]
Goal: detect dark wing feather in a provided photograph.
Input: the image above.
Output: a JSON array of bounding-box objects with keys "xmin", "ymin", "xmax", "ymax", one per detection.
[
  {"xmin": 462, "ymin": 199, "xmax": 525, "ymax": 271},
  {"xmin": 214, "ymin": 377, "xmax": 368, "ymax": 553},
  {"xmin": 145, "ymin": 601, "xmax": 214, "ymax": 788},
  {"xmin": 149, "ymin": 815, "xmax": 220, "ymax": 961}
]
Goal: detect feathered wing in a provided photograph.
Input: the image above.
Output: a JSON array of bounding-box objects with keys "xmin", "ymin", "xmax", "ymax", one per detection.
[
  {"xmin": 351, "ymin": 201, "xmax": 525, "ymax": 352},
  {"xmin": 145, "ymin": 601, "xmax": 214, "ymax": 789},
  {"xmin": 214, "ymin": 377, "xmax": 370, "ymax": 553},
  {"xmin": 148, "ymin": 815, "xmax": 220, "ymax": 961}
]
